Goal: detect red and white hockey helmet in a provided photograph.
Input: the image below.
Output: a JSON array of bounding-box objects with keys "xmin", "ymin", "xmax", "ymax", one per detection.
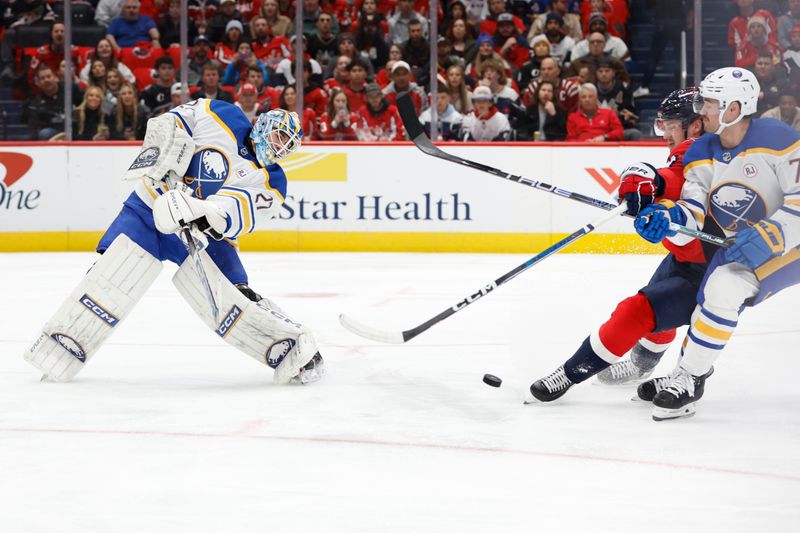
[{"xmin": 693, "ymin": 67, "xmax": 760, "ymax": 134}]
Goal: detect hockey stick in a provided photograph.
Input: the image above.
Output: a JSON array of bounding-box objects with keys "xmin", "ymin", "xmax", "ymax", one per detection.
[
  {"xmin": 181, "ymin": 226, "xmax": 219, "ymax": 324},
  {"xmin": 396, "ymin": 94, "xmax": 733, "ymax": 249},
  {"xmin": 339, "ymin": 202, "xmax": 629, "ymax": 344}
]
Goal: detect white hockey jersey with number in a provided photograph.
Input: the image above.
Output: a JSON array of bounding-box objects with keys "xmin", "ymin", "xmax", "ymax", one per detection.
[
  {"xmin": 133, "ymin": 98, "xmax": 288, "ymax": 241},
  {"xmin": 668, "ymin": 118, "xmax": 800, "ymax": 251}
]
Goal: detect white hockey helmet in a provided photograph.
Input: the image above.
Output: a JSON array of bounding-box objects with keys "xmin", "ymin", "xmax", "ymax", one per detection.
[{"xmin": 693, "ymin": 67, "xmax": 760, "ymax": 134}]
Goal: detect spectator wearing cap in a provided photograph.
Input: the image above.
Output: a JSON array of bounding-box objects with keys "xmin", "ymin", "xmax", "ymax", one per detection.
[
  {"xmin": 419, "ymin": 76, "xmax": 464, "ymax": 141},
  {"xmin": 343, "ymin": 59, "xmax": 370, "ymax": 112},
  {"xmin": 753, "ymin": 50, "xmax": 790, "ymax": 114},
  {"xmin": 278, "ymin": 84, "xmax": 318, "ymax": 139},
  {"xmin": 250, "ymin": 16, "xmax": 292, "ymax": 71},
  {"xmin": 355, "ymin": 82, "xmax": 404, "ymax": 141},
  {"xmin": 523, "ymin": 56, "xmax": 579, "ymax": 112},
  {"xmin": 382, "ymin": 60, "xmax": 427, "ymax": 115},
  {"xmin": 274, "ymin": 35, "xmax": 325, "ymax": 85},
  {"xmin": 169, "ymin": 82, "xmax": 184, "ymax": 109},
  {"xmin": 492, "ymin": 13, "xmax": 530, "ymax": 70},
  {"xmin": 461, "ymin": 85, "xmax": 512, "ymax": 141},
  {"xmin": 785, "ymin": 24, "xmax": 800, "ymax": 88},
  {"xmin": 303, "ymin": 0, "xmax": 340, "ymax": 36},
  {"xmin": 402, "ymin": 19, "xmax": 431, "ymax": 82},
  {"xmin": 445, "ymin": 18, "xmax": 477, "ymax": 64},
  {"xmin": 779, "ymin": 0, "xmax": 800, "ymax": 49},
  {"xmin": 193, "ymin": 61, "xmax": 236, "ymax": 102},
  {"xmin": 530, "ymin": 12, "xmax": 575, "ymax": 67},
  {"xmin": 188, "ymin": 35, "xmax": 222, "ymax": 86},
  {"xmin": 566, "ymin": 32, "xmax": 629, "ymax": 84},
  {"xmin": 388, "ymin": 0, "xmax": 428, "ymax": 45},
  {"xmin": 516, "ymin": 38, "xmax": 550, "ymax": 91},
  {"xmin": 319, "ymin": 87, "xmax": 360, "ymax": 140},
  {"xmin": 761, "ymin": 86, "xmax": 800, "ymax": 132},
  {"xmin": 254, "ymin": 0, "xmax": 293, "ymax": 38},
  {"xmin": 735, "ymin": 15, "xmax": 783, "ymax": 68},
  {"xmin": 528, "ymin": 0, "xmax": 582, "ymax": 41},
  {"xmin": 436, "ymin": 36, "xmax": 462, "ymax": 73},
  {"xmin": 466, "ymin": 33, "xmax": 511, "ymax": 81},
  {"xmin": 110, "ymin": 82, "xmax": 148, "ymax": 139},
  {"xmin": 215, "ymin": 19, "xmax": 247, "ymax": 65},
  {"xmin": 356, "ymin": 17, "xmax": 391, "ymax": 71},
  {"xmin": 571, "ymin": 13, "xmax": 629, "ymax": 61},
  {"xmin": 594, "ymin": 58, "xmax": 639, "ymax": 140},
  {"xmin": 233, "ymin": 82, "xmax": 260, "ymax": 123},
  {"xmin": 223, "ymin": 41, "xmax": 269, "ymax": 86},
  {"xmin": 159, "ymin": 0, "xmax": 200, "ymax": 47},
  {"xmin": 308, "ymin": 11, "xmax": 339, "ymax": 71},
  {"xmin": 208, "ymin": 0, "xmax": 245, "ymax": 44},
  {"xmin": 478, "ymin": 57, "xmax": 520, "ymax": 115},
  {"xmin": 479, "ymin": 0, "xmax": 526, "ymax": 36},
  {"xmin": 142, "ymin": 56, "xmax": 176, "ymax": 114},
  {"xmin": 106, "ymin": 0, "xmax": 161, "ymax": 53},
  {"xmin": 566, "ymin": 83, "xmax": 622, "ymax": 142},
  {"xmin": 729, "ymin": 4, "xmax": 777, "ymax": 51}
]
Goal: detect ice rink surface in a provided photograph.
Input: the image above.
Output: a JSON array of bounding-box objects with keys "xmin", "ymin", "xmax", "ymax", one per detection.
[{"xmin": 1, "ymin": 251, "xmax": 798, "ymax": 532}]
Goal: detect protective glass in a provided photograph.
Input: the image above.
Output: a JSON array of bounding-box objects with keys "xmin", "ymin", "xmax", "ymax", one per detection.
[
  {"xmin": 692, "ymin": 93, "xmax": 722, "ymax": 114},
  {"xmin": 653, "ymin": 118, "xmax": 683, "ymax": 136}
]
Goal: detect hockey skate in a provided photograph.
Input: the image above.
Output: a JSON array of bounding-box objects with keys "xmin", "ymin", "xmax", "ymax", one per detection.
[
  {"xmin": 637, "ymin": 366, "xmax": 713, "ymax": 402},
  {"xmin": 651, "ymin": 366, "xmax": 712, "ymax": 421},
  {"xmin": 596, "ymin": 343, "xmax": 663, "ymax": 386},
  {"xmin": 525, "ymin": 365, "xmax": 574, "ymax": 403}
]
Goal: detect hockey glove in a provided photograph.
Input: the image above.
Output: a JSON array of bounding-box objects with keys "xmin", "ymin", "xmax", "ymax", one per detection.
[
  {"xmin": 617, "ymin": 162, "xmax": 665, "ymax": 216},
  {"xmin": 724, "ymin": 219, "xmax": 785, "ymax": 269},
  {"xmin": 634, "ymin": 201, "xmax": 686, "ymax": 244},
  {"xmin": 153, "ymin": 189, "xmax": 230, "ymax": 241}
]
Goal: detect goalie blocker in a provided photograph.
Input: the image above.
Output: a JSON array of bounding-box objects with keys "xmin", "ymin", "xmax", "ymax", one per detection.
[{"xmin": 25, "ymin": 234, "xmax": 323, "ymax": 384}]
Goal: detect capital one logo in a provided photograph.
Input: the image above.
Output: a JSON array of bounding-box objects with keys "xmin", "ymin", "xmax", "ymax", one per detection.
[
  {"xmin": 0, "ymin": 152, "xmax": 39, "ymax": 210},
  {"xmin": 585, "ymin": 167, "xmax": 621, "ymax": 194}
]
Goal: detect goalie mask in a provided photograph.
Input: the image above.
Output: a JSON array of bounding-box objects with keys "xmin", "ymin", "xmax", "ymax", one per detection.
[{"xmin": 250, "ymin": 109, "xmax": 303, "ymax": 166}]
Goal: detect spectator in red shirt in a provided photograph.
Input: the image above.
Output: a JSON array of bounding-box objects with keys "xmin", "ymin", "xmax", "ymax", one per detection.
[
  {"xmin": 235, "ymin": 82, "xmax": 260, "ymax": 123},
  {"xmin": 28, "ymin": 21, "xmax": 81, "ymax": 91},
  {"xmin": 302, "ymin": 61, "xmax": 330, "ymax": 116},
  {"xmin": 729, "ymin": 2, "xmax": 777, "ymax": 50},
  {"xmin": 319, "ymin": 87, "xmax": 360, "ymax": 140},
  {"xmin": 344, "ymin": 59, "xmax": 369, "ymax": 112},
  {"xmin": 250, "ymin": 15, "xmax": 292, "ymax": 70},
  {"xmin": 216, "ymin": 19, "xmax": 247, "ymax": 65},
  {"xmin": 479, "ymin": 0, "xmax": 526, "ymax": 36},
  {"xmin": 382, "ymin": 60, "xmax": 427, "ymax": 114},
  {"xmin": 566, "ymin": 83, "xmax": 623, "ymax": 142},
  {"xmin": 493, "ymin": 12, "xmax": 530, "ymax": 69},
  {"xmin": 356, "ymin": 82, "xmax": 404, "ymax": 141},
  {"xmin": 246, "ymin": 65, "xmax": 279, "ymax": 107},
  {"xmin": 325, "ymin": 55, "xmax": 352, "ymax": 90},
  {"xmin": 735, "ymin": 15, "xmax": 783, "ymax": 68},
  {"xmin": 523, "ymin": 56, "xmax": 580, "ymax": 112}
]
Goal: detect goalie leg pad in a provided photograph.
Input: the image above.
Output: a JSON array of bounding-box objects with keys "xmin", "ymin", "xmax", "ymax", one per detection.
[
  {"xmin": 24, "ymin": 234, "xmax": 163, "ymax": 381},
  {"xmin": 172, "ymin": 253, "xmax": 321, "ymax": 384}
]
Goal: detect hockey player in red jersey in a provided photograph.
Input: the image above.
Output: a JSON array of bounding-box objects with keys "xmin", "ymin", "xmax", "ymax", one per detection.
[{"xmin": 526, "ymin": 88, "xmax": 718, "ymax": 403}]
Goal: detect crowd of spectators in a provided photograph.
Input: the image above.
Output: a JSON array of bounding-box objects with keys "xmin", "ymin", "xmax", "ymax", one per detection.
[{"xmin": 2, "ymin": 0, "xmax": 799, "ymax": 142}]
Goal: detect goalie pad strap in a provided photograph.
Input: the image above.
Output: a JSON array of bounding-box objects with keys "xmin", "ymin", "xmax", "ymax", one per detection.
[
  {"xmin": 24, "ymin": 234, "xmax": 163, "ymax": 381},
  {"xmin": 172, "ymin": 252, "xmax": 318, "ymax": 384}
]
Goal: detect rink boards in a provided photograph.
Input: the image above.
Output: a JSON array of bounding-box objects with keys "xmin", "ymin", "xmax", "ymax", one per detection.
[{"xmin": 0, "ymin": 142, "xmax": 668, "ymax": 253}]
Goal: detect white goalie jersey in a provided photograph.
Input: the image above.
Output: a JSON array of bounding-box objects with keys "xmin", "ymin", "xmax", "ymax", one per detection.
[
  {"xmin": 133, "ymin": 98, "xmax": 288, "ymax": 241},
  {"xmin": 667, "ymin": 118, "xmax": 800, "ymax": 251}
]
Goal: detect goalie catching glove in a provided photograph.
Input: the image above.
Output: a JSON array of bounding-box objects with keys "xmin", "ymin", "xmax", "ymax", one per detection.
[
  {"xmin": 617, "ymin": 162, "xmax": 665, "ymax": 216},
  {"xmin": 153, "ymin": 189, "xmax": 229, "ymax": 242},
  {"xmin": 123, "ymin": 113, "xmax": 194, "ymax": 186}
]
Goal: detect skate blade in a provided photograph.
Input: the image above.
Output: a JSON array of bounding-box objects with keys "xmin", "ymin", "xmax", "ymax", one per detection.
[{"xmin": 652, "ymin": 403, "xmax": 696, "ymax": 421}]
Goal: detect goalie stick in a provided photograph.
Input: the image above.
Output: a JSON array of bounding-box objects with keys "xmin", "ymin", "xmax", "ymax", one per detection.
[
  {"xmin": 339, "ymin": 202, "xmax": 628, "ymax": 344},
  {"xmin": 395, "ymin": 94, "xmax": 733, "ymax": 249},
  {"xmin": 181, "ymin": 226, "xmax": 219, "ymax": 324}
]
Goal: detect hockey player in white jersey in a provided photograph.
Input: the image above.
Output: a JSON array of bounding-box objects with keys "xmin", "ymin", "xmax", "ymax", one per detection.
[
  {"xmin": 24, "ymin": 101, "xmax": 324, "ymax": 385},
  {"xmin": 633, "ymin": 67, "xmax": 800, "ymax": 420}
]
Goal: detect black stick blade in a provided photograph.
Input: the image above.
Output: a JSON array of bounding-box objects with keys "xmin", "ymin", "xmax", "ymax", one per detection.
[{"xmin": 397, "ymin": 93, "xmax": 425, "ymax": 140}]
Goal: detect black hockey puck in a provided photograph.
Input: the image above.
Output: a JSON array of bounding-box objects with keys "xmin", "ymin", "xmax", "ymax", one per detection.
[{"xmin": 483, "ymin": 374, "xmax": 502, "ymax": 388}]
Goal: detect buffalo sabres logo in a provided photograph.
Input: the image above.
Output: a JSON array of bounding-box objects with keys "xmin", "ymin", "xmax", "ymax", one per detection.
[
  {"xmin": 128, "ymin": 146, "xmax": 160, "ymax": 169},
  {"xmin": 50, "ymin": 333, "xmax": 86, "ymax": 362},
  {"xmin": 191, "ymin": 148, "xmax": 230, "ymax": 198},
  {"xmin": 722, "ymin": 152, "xmax": 732, "ymax": 162},
  {"xmin": 710, "ymin": 182, "xmax": 766, "ymax": 231},
  {"xmin": 265, "ymin": 338, "xmax": 296, "ymax": 369}
]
